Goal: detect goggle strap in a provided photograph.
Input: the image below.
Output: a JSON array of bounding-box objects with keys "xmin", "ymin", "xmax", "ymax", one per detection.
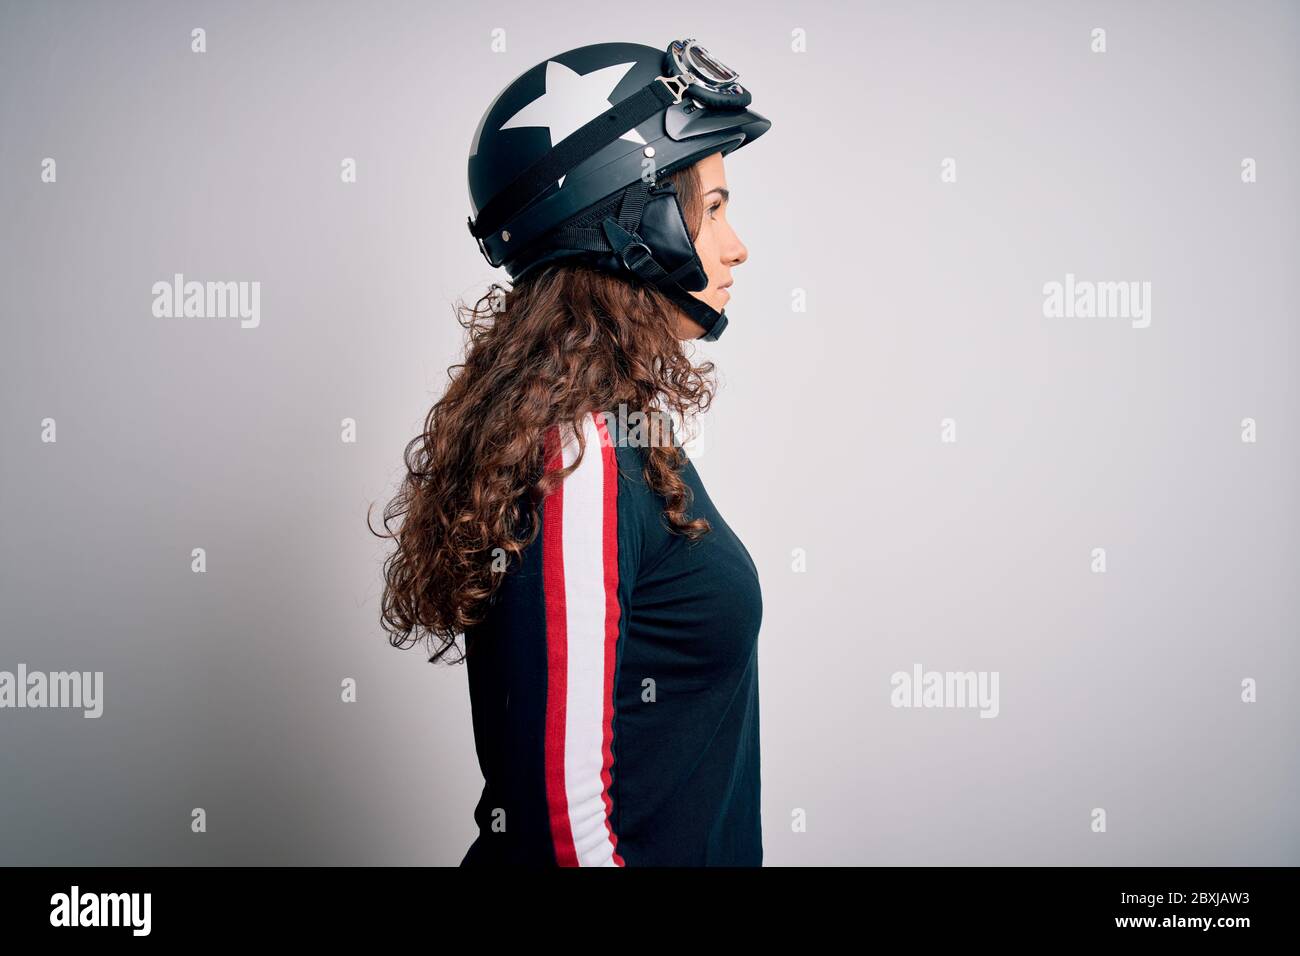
[{"xmin": 469, "ymin": 77, "xmax": 682, "ymax": 242}]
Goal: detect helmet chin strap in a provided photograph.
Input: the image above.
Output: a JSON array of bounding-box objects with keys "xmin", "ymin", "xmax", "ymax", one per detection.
[
  {"xmin": 661, "ymin": 282, "xmax": 729, "ymax": 341},
  {"xmin": 600, "ymin": 217, "xmax": 729, "ymax": 341}
]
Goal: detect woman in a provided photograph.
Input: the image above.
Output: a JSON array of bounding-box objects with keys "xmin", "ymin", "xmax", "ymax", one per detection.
[{"xmin": 375, "ymin": 38, "xmax": 772, "ymax": 866}]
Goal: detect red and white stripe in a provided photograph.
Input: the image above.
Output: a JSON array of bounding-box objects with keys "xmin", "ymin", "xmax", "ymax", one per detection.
[{"xmin": 541, "ymin": 411, "xmax": 625, "ymax": 867}]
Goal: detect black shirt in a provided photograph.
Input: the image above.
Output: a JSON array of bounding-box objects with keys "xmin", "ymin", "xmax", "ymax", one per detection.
[{"xmin": 460, "ymin": 408, "xmax": 763, "ymax": 866}]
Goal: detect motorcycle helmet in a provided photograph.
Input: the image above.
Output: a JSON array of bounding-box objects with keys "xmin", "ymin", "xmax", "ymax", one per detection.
[{"xmin": 466, "ymin": 37, "xmax": 771, "ymax": 341}]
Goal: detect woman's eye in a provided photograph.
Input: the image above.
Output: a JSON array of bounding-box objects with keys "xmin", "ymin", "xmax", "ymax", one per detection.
[{"xmin": 708, "ymin": 203, "xmax": 722, "ymax": 218}]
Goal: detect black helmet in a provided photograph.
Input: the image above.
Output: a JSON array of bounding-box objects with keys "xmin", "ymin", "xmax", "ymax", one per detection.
[{"xmin": 466, "ymin": 38, "xmax": 771, "ymax": 341}]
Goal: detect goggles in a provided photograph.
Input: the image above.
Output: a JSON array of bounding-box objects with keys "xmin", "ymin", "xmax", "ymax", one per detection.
[{"xmin": 661, "ymin": 38, "xmax": 753, "ymax": 110}]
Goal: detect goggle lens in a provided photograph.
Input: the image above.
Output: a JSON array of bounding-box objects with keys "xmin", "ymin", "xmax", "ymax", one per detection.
[
  {"xmin": 685, "ymin": 44, "xmax": 737, "ymax": 86},
  {"xmin": 671, "ymin": 38, "xmax": 741, "ymax": 91}
]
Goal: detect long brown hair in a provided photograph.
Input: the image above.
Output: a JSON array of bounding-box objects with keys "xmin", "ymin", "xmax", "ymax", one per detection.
[{"xmin": 371, "ymin": 162, "xmax": 716, "ymax": 665}]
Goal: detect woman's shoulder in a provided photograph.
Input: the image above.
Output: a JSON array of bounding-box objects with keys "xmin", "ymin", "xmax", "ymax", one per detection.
[{"xmin": 540, "ymin": 406, "xmax": 695, "ymax": 519}]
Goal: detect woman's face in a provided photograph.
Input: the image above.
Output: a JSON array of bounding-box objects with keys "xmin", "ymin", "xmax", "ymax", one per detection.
[{"xmin": 675, "ymin": 151, "xmax": 748, "ymax": 339}]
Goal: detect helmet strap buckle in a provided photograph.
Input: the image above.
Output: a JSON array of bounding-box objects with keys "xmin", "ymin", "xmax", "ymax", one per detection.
[
  {"xmin": 467, "ymin": 216, "xmax": 497, "ymax": 266},
  {"xmin": 601, "ymin": 217, "xmax": 658, "ymax": 278},
  {"xmin": 655, "ymin": 72, "xmax": 695, "ymax": 105}
]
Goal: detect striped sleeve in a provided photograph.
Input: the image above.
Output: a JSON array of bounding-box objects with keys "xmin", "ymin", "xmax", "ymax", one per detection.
[{"xmin": 537, "ymin": 410, "xmax": 628, "ymax": 867}]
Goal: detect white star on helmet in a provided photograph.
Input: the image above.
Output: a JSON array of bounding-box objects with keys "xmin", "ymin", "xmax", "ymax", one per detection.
[{"xmin": 498, "ymin": 60, "xmax": 647, "ymax": 189}]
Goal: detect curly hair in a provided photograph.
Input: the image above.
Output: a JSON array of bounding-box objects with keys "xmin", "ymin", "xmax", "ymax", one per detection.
[{"xmin": 371, "ymin": 162, "xmax": 717, "ymax": 665}]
